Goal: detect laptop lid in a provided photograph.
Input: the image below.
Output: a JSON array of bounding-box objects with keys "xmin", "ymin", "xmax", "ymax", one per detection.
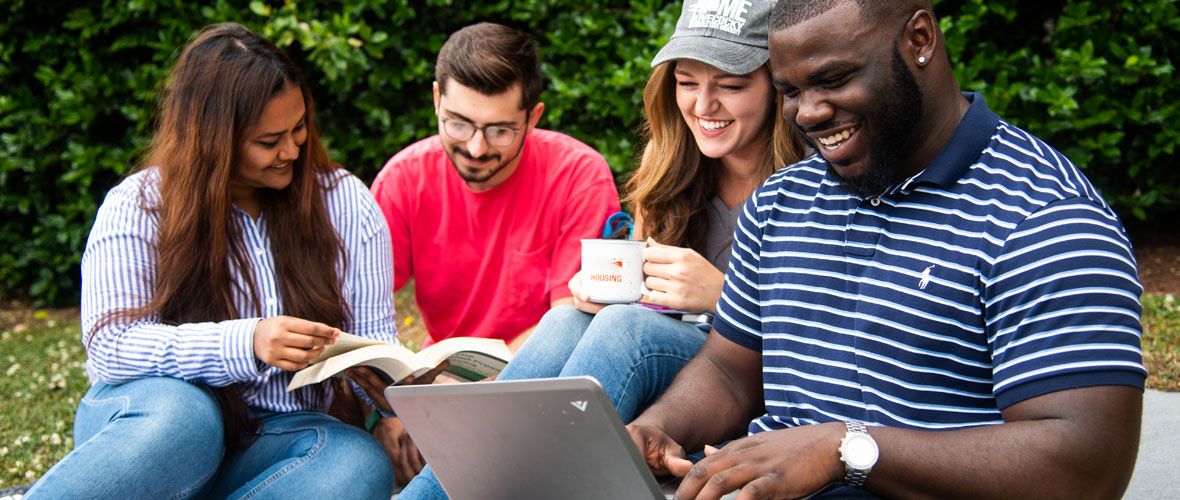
[{"xmin": 384, "ymin": 376, "xmax": 665, "ymax": 500}]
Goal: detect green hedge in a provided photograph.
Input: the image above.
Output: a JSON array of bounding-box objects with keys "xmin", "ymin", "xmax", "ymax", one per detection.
[{"xmin": 1, "ymin": 0, "xmax": 1176, "ymax": 306}]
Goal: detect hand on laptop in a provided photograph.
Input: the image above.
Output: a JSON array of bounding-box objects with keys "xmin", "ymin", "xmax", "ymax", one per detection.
[
  {"xmin": 671, "ymin": 424, "xmax": 845, "ymax": 500},
  {"xmin": 626, "ymin": 423, "xmax": 694, "ymax": 478}
]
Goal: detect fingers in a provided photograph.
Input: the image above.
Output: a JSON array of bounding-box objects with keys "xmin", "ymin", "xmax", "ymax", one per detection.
[
  {"xmin": 253, "ymin": 315, "xmax": 341, "ymax": 370},
  {"xmin": 569, "ymin": 272, "xmax": 608, "ymax": 314},
  {"xmin": 410, "ymin": 360, "xmax": 451, "ymax": 385},
  {"xmin": 347, "ymin": 368, "xmax": 394, "ymax": 413}
]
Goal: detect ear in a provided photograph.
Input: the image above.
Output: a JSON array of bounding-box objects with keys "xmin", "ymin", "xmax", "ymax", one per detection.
[
  {"xmin": 432, "ymin": 81, "xmax": 441, "ymax": 115},
  {"xmin": 525, "ymin": 101, "xmax": 545, "ymax": 130},
  {"xmin": 905, "ymin": 9, "xmax": 938, "ymax": 68}
]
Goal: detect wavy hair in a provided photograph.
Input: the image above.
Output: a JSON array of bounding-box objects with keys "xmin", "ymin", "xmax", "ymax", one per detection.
[
  {"xmin": 624, "ymin": 61, "xmax": 805, "ymax": 254},
  {"xmin": 102, "ymin": 22, "xmax": 350, "ymax": 444}
]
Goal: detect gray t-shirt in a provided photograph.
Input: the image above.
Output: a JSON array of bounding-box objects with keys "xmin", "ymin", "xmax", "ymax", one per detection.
[{"xmin": 703, "ymin": 196, "xmax": 742, "ymax": 270}]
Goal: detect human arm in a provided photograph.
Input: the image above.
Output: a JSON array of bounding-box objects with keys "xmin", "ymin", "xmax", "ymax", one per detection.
[
  {"xmin": 667, "ymin": 194, "xmax": 1146, "ymax": 500},
  {"xmin": 370, "ymin": 156, "xmax": 414, "ymax": 292},
  {"xmin": 80, "ymin": 173, "xmax": 282, "ymax": 385},
  {"xmin": 641, "ymin": 238, "xmax": 726, "ymax": 313},
  {"xmin": 626, "ymin": 331, "xmax": 765, "ymax": 477},
  {"xmin": 669, "ymin": 385, "xmax": 1141, "ymax": 500},
  {"xmin": 544, "ymin": 142, "xmax": 620, "ymax": 307}
]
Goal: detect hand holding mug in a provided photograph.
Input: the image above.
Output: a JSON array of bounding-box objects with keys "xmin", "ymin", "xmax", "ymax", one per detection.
[
  {"xmin": 568, "ymin": 270, "xmax": 610, "ymax": 314},
  {"xmin": 641, "ymin": 239, "xmax": 725, "ymax": 314}
]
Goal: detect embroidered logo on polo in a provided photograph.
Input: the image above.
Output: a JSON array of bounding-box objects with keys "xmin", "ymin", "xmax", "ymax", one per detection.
[
  {"xmin": 918, "ymin": 264, "xmax": 936, "ymax": 290},
  {"xmin": 688, "ymin": 0, "xmax": 752, "ymax": 35}
]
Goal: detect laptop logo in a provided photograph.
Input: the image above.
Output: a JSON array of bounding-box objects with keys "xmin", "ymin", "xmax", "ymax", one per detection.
[{"xmin": 570, "ymin": 400, "xmax": 588, "ymax": 412}]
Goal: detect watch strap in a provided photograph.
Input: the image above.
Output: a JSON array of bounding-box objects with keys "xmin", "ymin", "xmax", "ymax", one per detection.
[{"xmin": 841, "ymin": 421, "xmax": 872, "ymax": 488}]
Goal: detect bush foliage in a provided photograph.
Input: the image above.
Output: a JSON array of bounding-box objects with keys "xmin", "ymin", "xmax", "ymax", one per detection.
[{"xmin": 1, "ymin": 0, "xmax": 1176, "ymax": 306}]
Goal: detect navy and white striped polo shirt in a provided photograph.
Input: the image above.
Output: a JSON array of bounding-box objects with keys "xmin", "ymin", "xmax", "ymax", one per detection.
[{"xmin": 715, "ymin": 93, "xmax": 1145, "ymax": 433}]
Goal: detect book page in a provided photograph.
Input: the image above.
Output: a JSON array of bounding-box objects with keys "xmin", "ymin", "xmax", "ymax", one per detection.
[
  {"xmin": 417, "ymin": 337, "xmax": 512, "ymax": 382},
  {"xmin": 288, "ymin": 343, "xmax": 419, "ymax": 391}
]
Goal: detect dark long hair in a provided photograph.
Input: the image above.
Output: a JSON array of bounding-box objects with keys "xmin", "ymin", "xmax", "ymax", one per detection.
[{"xmin": 95, "ymin": 22, "xmax": 351, "ymax": 445}]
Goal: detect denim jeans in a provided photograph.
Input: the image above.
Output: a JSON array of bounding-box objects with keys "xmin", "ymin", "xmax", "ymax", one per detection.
[
  {"xmin": 25, "ymin": 376, "xmax": 393, "ymax": 500},
  {"xmin": 397, "ymin": 304, "xmax": 707, "ymax": 500}
]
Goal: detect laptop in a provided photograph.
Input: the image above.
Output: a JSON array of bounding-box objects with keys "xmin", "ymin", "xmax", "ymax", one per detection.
[{"xmin": 385, "ymin": 376, "xmax": 738, "ymax": 500}]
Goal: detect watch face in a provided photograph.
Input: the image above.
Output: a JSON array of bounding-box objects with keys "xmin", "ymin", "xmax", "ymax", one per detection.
[{"xmin": 844, "ymin": 433, "xmax": 879, "ymax": 469}]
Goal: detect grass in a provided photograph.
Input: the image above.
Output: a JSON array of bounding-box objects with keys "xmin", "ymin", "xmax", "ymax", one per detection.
[{"xmin": 1, "ymin": 291, "xmax": 1177, "ymax": 489}]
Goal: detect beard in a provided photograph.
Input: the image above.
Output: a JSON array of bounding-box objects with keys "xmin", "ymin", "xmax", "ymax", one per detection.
[
  {"xmin": 444, "ymin": 137, "xmax": 527, "ymax": 185},
  {"xmin": 446, "ymin": 147, "xmax": 506, "ymax": 184},
  {"xmin": 828, "ymin": 46, "xmax": 924, "ymax": 198}
]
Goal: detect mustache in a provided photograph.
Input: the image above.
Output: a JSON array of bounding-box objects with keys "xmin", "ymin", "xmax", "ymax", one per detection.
[
  {"xmin": 795, "ymin": 119, "xmax": 858, "ymax": 136},
  {"xmin": 452, "ymin": 147, "xmax": 499, "ymax": 163}
]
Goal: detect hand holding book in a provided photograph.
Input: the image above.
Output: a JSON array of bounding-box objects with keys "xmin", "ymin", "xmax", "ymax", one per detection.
[{"xmin": 286, "ymin": 332, "xmax": 513, "ymax": 392}]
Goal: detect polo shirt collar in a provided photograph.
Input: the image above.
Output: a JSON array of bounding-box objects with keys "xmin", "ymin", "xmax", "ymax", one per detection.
[{"xmin": 903, "ymin": 92, "xmax": 1000, "ymax": 191}]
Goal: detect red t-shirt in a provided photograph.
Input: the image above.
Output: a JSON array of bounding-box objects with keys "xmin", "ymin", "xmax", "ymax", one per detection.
[{"xmin": 370, "ymin": 129, "xmax": 620, "ymax": 344}]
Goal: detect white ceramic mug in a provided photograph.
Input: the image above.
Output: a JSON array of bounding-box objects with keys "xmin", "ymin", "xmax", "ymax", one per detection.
[{"xmin": 580, "ymin": 239, "xmax": 647, "ymax": 304}]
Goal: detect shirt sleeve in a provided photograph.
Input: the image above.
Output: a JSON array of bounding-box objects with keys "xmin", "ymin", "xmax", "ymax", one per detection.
[
  {"xmin": 985, "ymin": 197, "xmax": 1146, "ymax": 409},
  {"xmin": 713, "ymin": 187, "xmax": 769, "ymax": 352},
  {"xmin": 334, "ymin": 173, "xmax": 400, "ymax": 415},
  {"xmin": 80, "ymin": 175, "xmax": 262, "ymax": 386},
  {"xmin": 545, "ymin": 152, "xmax": 620, "ymax": 303},
  {"xmin": 370, "ymin": 156, "xmax": 412, "ymax": 292}
]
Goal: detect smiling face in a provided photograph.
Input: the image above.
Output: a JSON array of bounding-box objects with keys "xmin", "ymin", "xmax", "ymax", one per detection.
[
  {"xmin": 433, "ymin": 79, "xmax": 543, "ymax": 191},
  {"xmin": 770, "ymin": 2, "xmax": 924, "ymax": 197},
  {"xmin": 674, "ymin": 59, "xmax": 775, "ymax": 171},
  {"xmin": 233, "ymin": 81, "xmax": 307, "ymax": 214}
]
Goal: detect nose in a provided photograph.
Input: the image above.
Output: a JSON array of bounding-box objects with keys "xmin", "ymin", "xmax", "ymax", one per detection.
[
  {"xmin": 793, "ymin": 90, "xmax": 833, "ymax": 130},
  {"xmin": 278, "ymin": 134, "xmax": 299, "ymax": 161},
  {"xmin": 466, "ymin": 129, "xmax": 489, "ymax": 158},
  {"xmin": 694, "ymin": 86, "xmax": 719, "ymax": 117}
]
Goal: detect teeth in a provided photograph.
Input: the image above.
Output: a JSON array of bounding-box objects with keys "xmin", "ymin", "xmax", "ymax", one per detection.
[
  {"xmin": 818, "ymin": 127, "xmax": 858, "ymax": 149},
  {"xmin": 700, "ymin": 119, "xmax": 733, "ymax": 131}
]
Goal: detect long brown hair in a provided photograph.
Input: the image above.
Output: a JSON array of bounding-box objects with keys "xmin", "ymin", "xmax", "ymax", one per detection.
[
  {"xmin": 99, "ymin": 23, "xmax": 350, "ymax": 444},
  {"xmin": 623, "ymin": 61, "xmax": 805, "ymax": 253}
]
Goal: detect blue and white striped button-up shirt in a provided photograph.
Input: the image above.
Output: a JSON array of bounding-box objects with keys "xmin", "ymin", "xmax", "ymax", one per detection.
[{"xmin": 80, "ymin": 168, "xmax": 398, "ymax": 412}]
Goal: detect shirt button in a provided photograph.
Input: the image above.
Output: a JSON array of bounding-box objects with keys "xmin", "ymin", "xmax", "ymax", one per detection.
[
  {"xmin": 266, "ymin": 298, "xmax": 277, "ymax": 306},
  {"xmin": 870, "ymin": 198, "xmax": 881, "ymax": 207},
  {"xmin": 254, "ymin": 248, "xmax": 265, "ymax": 256}
]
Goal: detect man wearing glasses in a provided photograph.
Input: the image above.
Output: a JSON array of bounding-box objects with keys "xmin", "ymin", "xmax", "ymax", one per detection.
[
  {"xmin": 370, "ymin": 23, "xmax": 619, "ymax": 356},
  {"xmin": 368, "ymin": 21, "xmax": 618, "ymax": 484}
]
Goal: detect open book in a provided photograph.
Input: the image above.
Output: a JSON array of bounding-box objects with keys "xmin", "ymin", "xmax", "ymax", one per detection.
[{"xmin": 286, "ymin": 332, "xmax": 512, "ymax": 392}]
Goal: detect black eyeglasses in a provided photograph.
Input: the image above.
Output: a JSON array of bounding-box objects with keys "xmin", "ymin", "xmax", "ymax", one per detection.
[{"xmin": 439, "ymin": 116, "xmax": 525, "ymax": 147}]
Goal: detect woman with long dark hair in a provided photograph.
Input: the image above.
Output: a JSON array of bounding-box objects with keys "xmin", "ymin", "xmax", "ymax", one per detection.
[{"xmin": 26, "ymin": 23, "xmax": 399, "ymax": 499}]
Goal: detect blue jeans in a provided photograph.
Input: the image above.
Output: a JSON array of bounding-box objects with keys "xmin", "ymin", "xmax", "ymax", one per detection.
[
  {"xmin": 25, "ymin": 376, "xmax": 393, "ymax": 500},
  {"xmin": 397, "ymin": 304, "xmax": 707, "ymax": 500}
]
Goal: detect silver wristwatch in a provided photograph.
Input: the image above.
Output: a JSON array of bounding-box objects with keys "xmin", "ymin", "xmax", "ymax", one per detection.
[{"xmin": 839, "ymin": 421, "xmax": 879, "ymax": 488}]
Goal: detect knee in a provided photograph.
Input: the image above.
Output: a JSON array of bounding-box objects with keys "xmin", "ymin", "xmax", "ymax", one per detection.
[
  {"xmin": 316, "ymin": 425, "xmax": 394, "ymax": 497},
  {"xmin": 132, "ymin": 379, "xmax": 224, "ymax": 450},
  {"xmin": 516, "ymin": 306, "xmax": 594, "ymax": 358},
  {"xmin": 583, "ymin": 305, "xmax": 645, "ymax": 346}
]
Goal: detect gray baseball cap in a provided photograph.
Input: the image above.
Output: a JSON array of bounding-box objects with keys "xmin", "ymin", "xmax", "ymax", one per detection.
[{"xmin": 651, "ymin": 0, "xmax": 775, "ymax": 75}]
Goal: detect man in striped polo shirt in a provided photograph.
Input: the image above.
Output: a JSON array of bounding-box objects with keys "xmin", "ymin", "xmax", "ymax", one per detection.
[{"xmin": 627, "ymin": 1, "xmax": 1145, "ymax": 499}]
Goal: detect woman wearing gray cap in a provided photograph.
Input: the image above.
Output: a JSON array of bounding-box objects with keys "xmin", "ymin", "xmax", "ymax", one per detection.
[{"xmin": 396, "ymin": 2, "xmax": 804, "ymax": 496}]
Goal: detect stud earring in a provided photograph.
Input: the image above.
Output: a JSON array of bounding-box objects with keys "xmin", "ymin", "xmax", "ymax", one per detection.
[{"xmin": 918, "ymin": 56, "xmax": 927, "ymax": 65}]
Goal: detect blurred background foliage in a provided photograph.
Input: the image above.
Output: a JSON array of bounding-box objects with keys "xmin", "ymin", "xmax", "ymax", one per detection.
[{"xmin": 1, "ymin": 0, "xmax": 1177, "ymax": 306}]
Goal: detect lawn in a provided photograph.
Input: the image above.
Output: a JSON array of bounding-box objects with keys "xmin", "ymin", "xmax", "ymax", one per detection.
[{"xmin": 1, "ymin": 291, "xmax": 1177, "ymax": 489}]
